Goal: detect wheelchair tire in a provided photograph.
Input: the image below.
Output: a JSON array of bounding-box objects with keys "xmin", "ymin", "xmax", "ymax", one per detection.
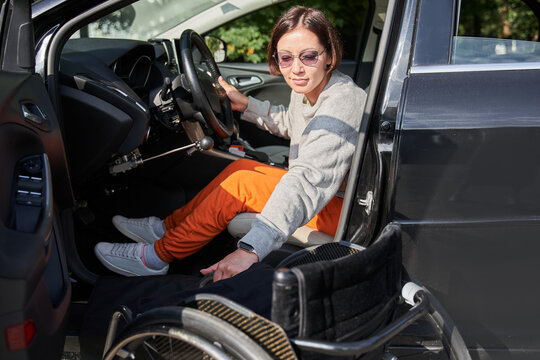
[{"xmin": 103, "ymin": 306, "xmax": 274, "ymax": 360}]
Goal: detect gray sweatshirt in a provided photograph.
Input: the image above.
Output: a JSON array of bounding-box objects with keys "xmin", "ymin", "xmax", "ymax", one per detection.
[{"xmin": 239, "ymin": 70, "xmax": 367, "ymax": 259}]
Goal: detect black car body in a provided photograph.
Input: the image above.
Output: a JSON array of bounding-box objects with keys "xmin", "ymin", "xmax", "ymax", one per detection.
[{"xmin": 1, "ymin": 0, "xmax": 539, "ymax": 359}]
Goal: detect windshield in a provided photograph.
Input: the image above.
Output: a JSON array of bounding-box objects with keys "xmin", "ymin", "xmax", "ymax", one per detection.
[{"xmin": 74, "ymin": 0, "xmax": 226, "ymax": 40}]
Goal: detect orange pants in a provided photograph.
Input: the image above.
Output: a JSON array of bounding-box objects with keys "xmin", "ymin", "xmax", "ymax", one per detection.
[{"xmin": 155, "ymin": 159, "xmax": 343, "ymax": 262}]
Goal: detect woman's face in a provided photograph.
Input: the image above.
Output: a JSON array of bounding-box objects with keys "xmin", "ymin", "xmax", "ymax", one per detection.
[{"xmin": 276, "ymin": 26, "xmax": 331, "ymax": 104}]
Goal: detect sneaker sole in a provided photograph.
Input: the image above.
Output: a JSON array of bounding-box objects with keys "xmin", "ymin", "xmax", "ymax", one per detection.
[{"xmin": 94, "ymin": 246, "xmax": 167, "ymax": 277}]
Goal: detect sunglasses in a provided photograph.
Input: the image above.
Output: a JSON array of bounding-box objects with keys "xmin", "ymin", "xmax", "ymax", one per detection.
[{"xmin": 273, "ymin": 49, "xmax": 326, "ymax": 68}]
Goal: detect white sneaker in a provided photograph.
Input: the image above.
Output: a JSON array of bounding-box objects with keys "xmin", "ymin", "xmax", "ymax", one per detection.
[
  {"xmin": 112, "ymin": 216, "xmax": 164, "ymax": 244},
  {"xmin": 94, "ymin": 242, "xmax": 169, "ymax": 277}
]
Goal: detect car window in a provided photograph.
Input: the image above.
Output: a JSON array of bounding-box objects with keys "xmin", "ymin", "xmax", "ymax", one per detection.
[
  {"xmin": 72, "ymin": 0, "xmax": 227, "ymax": 41},
  {"xmin": 208, "ymin": 0, "xmax": 370, "ymax": 64},
  {"xmin": 452, "ymin": 0, "xmax": 540, "ymax": 64}
]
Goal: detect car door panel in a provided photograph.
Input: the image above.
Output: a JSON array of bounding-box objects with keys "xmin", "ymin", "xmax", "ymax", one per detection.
[
  {"xmin": 0, "ymin": 71, "xmax": 71, "ymax": 360},
  {"xmin": 219, "ymin": 62, "xmax": 290, "ymax": 105},
  {"xmin": 394, "ymin": 67, "xmax": 540, "ymax": 356}
]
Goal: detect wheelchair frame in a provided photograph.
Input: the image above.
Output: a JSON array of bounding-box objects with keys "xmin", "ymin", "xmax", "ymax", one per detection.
[{"xmin": 100, "ymin": 224, "xmax": 472, "ymax": 360}]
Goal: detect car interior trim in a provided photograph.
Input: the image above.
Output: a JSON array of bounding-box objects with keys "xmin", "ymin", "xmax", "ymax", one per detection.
[
  {"xmin": 45, "ymin": 0, "xmax": 130, "ymax": 109},
  {"xmin": 335, "ymin": 0, "xmax": 401, "ymax": 244}
]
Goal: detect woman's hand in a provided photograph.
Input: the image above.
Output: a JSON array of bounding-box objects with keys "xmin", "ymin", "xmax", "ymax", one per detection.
[
  {"xmin": 200, "ymin": 248, "xmax": 259, "ymax": 282},
  {"xmin": 218, "ymin": 76, "xmax": 249, "ymax": 113}
]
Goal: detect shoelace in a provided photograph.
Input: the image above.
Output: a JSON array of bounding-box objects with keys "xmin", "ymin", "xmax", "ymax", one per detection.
[
  {"xmin": 125, "ymin": 217, "xmax": 153, "ymax": 226},
  {"xmin": 111, "ymin": 243, "xmax": 140, "ymax": 259}
]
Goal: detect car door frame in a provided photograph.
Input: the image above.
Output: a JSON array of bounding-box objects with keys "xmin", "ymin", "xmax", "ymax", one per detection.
[{"xmin": 0, "ymin": 1, "xmax": 71, "ymax": 359}]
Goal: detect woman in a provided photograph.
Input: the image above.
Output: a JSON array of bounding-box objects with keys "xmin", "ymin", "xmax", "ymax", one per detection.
[{"xmin": 95, "ymin": 6, "xmax": 367, "ymax": 281}]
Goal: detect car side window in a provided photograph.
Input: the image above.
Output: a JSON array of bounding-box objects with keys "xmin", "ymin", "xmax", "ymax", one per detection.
[
  {"xmin": 208, "ymin": 0, "xmax": 370, "ymax": 68},
  {"xmin": 452, "ymin": 0, "xmax": 540, "ymax": 64}
]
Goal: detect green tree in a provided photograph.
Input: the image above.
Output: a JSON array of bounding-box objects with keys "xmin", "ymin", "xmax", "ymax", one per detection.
[{"xmin": 459, "ymin": 0, "xmax": 539, "ymax": 41}]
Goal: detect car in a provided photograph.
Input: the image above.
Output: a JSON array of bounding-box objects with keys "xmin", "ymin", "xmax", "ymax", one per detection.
[{"xmin": 1, "ymin": 0, "xmax": 539, "ymax": 359}]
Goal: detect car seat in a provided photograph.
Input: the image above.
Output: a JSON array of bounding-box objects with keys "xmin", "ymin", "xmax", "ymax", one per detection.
[
  {"xmin": 256, "ymin": 145, "xmax": 289, "ymax": 164},
  {"xmin": 227, "ymin": 212, "xmax": 333, "ymax": 248},
  {"xmin": 100, "ymin": 223, "xmax": 471, "ymax": 360}
]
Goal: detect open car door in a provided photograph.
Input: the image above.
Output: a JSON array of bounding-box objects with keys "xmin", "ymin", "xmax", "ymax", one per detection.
[{"xmin": 0, "ymin": 1, "xmax": 71, "ymax": 359}]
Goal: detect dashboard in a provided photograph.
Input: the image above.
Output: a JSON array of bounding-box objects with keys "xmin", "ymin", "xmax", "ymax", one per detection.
[{"xmin": 58, "ymin": 37, "xmax": 183, "ymax": 184}]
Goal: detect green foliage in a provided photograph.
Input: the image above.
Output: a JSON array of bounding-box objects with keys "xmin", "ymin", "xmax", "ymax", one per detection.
[
  {"xmin": 459, "ymin": 0, "xmax": 539, "ymax": 40},
  {"xmin": 209, "ymin": 0, "xmax": 369, "ymax": 63},
  {"xmin": 212, "ymin": 25, "xmax": 270, "ymax": 63}
]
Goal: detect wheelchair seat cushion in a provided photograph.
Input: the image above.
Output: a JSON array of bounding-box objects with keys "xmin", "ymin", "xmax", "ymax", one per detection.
[{"xmin": 271, "ymin": 224, "xmax": 402, "ymax": 342}]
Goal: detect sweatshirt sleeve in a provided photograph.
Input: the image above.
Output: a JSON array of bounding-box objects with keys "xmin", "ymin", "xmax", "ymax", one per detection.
[
  {"xmin": 240, "ymin": 85, "xmax": 367, "ymax": 259},
  {"xmin": 240, "ymin": 96, "xmax": 294, "ymax": 139}
]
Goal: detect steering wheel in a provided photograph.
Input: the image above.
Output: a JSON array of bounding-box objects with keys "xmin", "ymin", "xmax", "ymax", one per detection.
[{"xmin": 179, "ymin": 29, "xmax": 234, "ymax": 138}]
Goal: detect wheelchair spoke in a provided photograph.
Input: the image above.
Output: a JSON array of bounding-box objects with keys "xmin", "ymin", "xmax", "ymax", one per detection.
[{"xmin": 140, "ymin": 338, "xmax": 166, "ymax": 360}]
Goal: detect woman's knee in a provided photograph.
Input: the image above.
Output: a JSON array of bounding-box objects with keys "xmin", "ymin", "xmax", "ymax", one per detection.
[{"xmin": 220, "ymin": 169, "xmax": 279, "ymax": 200}]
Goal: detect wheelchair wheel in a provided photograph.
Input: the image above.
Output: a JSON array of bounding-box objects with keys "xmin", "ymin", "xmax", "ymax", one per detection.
[{"xmin": 103, "ymin": 307, "xmax": 273, "ymax": 360}]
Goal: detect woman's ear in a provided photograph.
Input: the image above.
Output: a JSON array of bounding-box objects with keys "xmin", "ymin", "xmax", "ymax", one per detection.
[{"xmin": 326, "ymin": 56, "xmax": 333, "ymax": 69}]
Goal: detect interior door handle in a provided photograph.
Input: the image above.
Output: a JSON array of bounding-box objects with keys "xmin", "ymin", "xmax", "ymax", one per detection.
[
  {"xmin": 21, "ymin": 103, "xmax": 47, "ymax": 125},
  {"xmin": 229, "ymin": 76, "xmax": 262, "ymax": 87}
]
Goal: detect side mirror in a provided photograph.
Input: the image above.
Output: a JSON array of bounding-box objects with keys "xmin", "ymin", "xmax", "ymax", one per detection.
[{"xmin": 204, "ymin": 35, "xmax": 226, "ymax": 63}]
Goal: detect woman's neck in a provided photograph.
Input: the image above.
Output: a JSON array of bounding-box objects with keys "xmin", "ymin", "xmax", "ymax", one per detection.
[{"xmin": 305, "ymin": 72, "xmax": 332, "ymax": 105}]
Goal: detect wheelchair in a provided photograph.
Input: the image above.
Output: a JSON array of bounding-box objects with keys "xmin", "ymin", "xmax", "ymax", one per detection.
[{"xmin": 99, "ymin": 224, "xmax": 471, "ymax": 360}]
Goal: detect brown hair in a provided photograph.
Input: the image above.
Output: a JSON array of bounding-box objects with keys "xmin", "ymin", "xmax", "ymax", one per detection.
[{"xmin": 267, "ymin": 6, "xmax": 343, "ymax": 75}]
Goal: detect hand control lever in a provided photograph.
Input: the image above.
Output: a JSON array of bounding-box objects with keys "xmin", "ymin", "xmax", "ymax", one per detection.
[
  {"xmin": 160, "ymin": 77, "xmax": 172, "ymax": 101},
  {"xmin": 109, "ymin": 136, "xmax": 214, "ymax": 175},
  {"xmin": 144, "ymin": 136, "xmax": 213, "ymax": 162}
]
